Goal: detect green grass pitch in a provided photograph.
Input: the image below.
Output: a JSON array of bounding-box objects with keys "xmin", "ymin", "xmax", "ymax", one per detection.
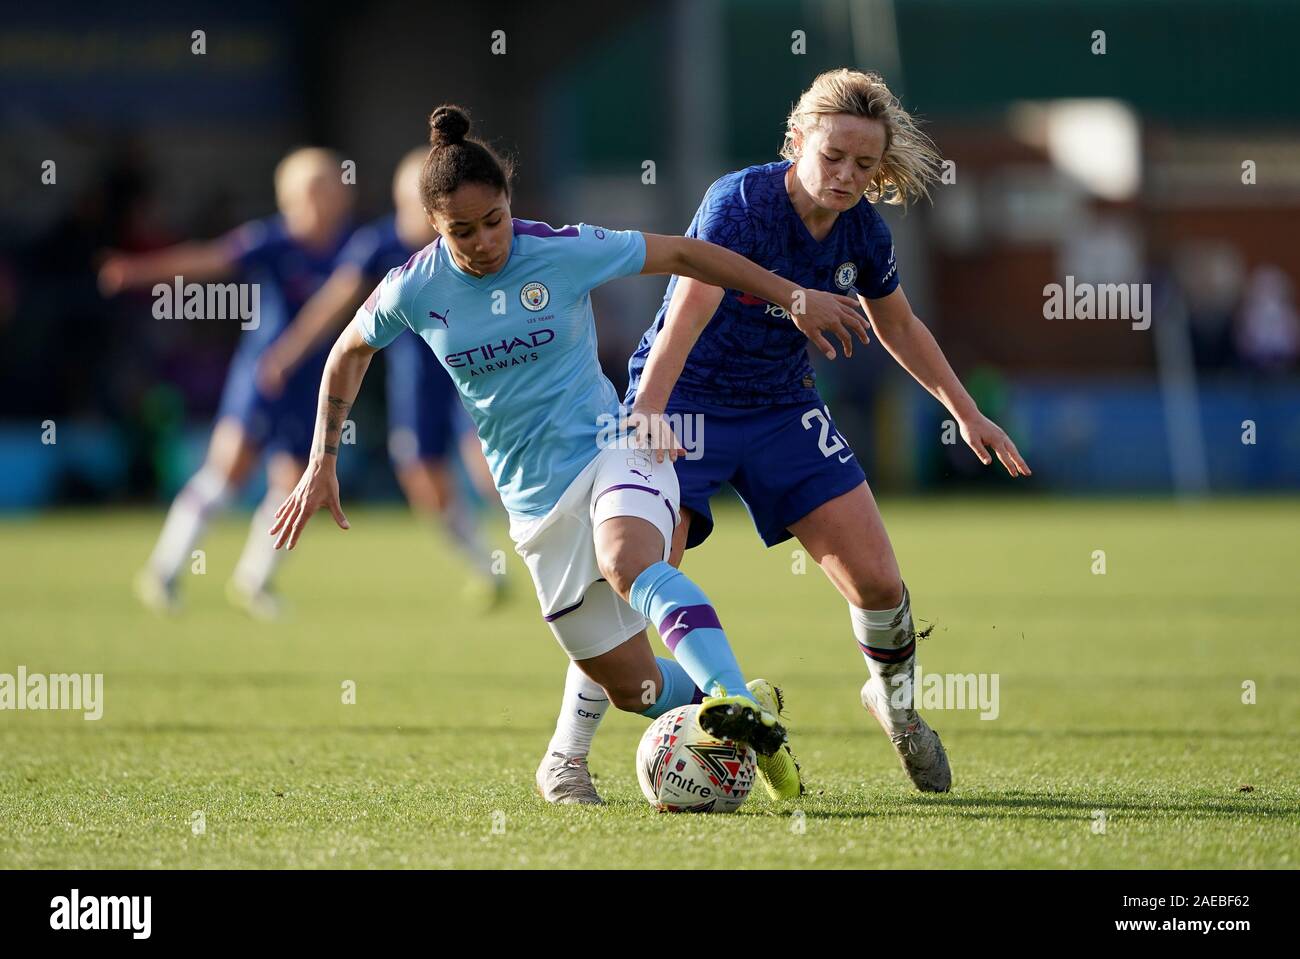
[{"xmin": 0, "ymin": 496, "xmax": 1296, "ymax": 869}]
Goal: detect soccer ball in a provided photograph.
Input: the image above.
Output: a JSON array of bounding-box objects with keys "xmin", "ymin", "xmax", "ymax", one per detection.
[{"xmin": 636, "ymin": 704, "xmax": 757, "ymax": 813}]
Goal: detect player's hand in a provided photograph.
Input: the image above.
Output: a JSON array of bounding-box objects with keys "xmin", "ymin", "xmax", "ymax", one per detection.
[
  {"xmin": 628, "ymin": 406, "xmax": 685, "ymax": 463},
  {"xmin": 255, "ymin": 349, "xmax": 291, "ymax": 399},
  {"xmin": 791, "ymin": 289, "xmax": 871, "ymax": 360},
  {"xmin": 958, "ymin": 412, "xmax": 1032, "ymax": 477},
  {"xmin": 269, "ymin": 458, "xmax": 350, "ymax": 550}
]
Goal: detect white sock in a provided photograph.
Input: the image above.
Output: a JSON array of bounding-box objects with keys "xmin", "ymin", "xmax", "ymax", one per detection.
[
  {"xmin": 546, "ymin": 660, "xmax": 609, "ymax": 759},
  {"xmin": 147, "ymin": 467, "xmax": 230, "ymax": 584},
  {"xmin": 436, "ymin": 503, "xmax": 495, "ymax": 578},
  {"xmin": 850, "ymin": 584, "xmax": 919, "ymax": 729},
  {"xmin": 231, "ymin": 491, "xmax": 285, "ymax": 594}
]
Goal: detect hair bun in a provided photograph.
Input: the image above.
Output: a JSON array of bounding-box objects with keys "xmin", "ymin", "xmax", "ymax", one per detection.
[{"xmin": 429, "ymin": 105, "xmax": 470, "ymax": 148}]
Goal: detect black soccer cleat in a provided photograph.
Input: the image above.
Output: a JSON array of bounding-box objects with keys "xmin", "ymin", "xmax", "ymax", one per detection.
[{"xmin": 697, "ymin": 692, "xmax": 788, "ymax": 757}]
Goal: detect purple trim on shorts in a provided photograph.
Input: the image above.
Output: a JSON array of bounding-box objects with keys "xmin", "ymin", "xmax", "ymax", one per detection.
[
  {"xmin": 513, "ymin": 219, "xmax": 580, "ymax": 239},
  {"xmin": 663, "ymin": 497, "xmax": 678, "ymax": 532},
  {"xmin": 543, "ymin": 596, "xmax": 585, "ymax": 622},
  {"xmin": 658, "ymin": 604, "xmax": 722, "ymax": 651},
  {"xmin": 592, "ymin": 483, "xmax": 661, "ymax": 513}
]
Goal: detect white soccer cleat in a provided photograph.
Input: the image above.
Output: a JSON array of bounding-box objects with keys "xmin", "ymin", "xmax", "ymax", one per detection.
[
  {"xmin": 861, "ymin": 680, "xmax": 952, "ymax": 793},
  {"xmin": 535, "ymin": 752, "xmax": 604, "ymax": 805},
  {"xmin": 133, "ymin": 568, "xmax": 179, "ymax": 615},
  {"xmin": 225, "ymin": 578, "xmax": 285, "ymax": 622}
]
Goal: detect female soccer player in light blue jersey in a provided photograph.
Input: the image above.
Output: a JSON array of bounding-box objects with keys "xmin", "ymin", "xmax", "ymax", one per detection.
[
  {"xmin": 258, "ymin": 149, "xmax": 504, "ymax": 609},
  {"xmin": 543, "ymin": 69, "xmax": 1033, "ymax": 802},
  {"xmin": 269, "ymin": 105, "xmax": 868, "ymax": 798}
]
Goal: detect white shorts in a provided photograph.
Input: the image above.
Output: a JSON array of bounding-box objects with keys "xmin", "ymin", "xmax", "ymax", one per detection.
[{"xmin": 509, "ymin": 445, "xmax": 680, "ymax": 661}]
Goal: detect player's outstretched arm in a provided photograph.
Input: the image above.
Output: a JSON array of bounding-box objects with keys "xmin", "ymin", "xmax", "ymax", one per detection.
[
  {"xmin": 640, "ymin": 234, "xmax": 869, "ymax": 360},
  {"xmin": 859, "ymin": 285, "xmax": 1032, "ymax": 478},
  {"xmin": 256, "ymin": 263, "xmax": 368, "ymax": 396},
  {"xmin": 97, "ymin": 241, "xmax": 236, "ymax": 296},
  {"xmin": 270, "ymin": 322, "xmax": 376, "ymax": 550}
]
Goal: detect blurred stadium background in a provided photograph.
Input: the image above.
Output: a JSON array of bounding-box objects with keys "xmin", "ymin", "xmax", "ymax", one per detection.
[
  {"xmin": 3, "ymin": 0, "xmax": 1299, "ymax": 873},
  {"xmin": 2, "ymin": 0, "xmax": 1297, "ymax": 507}
]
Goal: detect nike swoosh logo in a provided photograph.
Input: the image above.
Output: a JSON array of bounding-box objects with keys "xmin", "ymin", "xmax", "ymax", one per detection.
[
  {"xmin": 577, "ymin": 693, "xmax": 608, "ymax": 702},
  {"xmin": 838, "ymin": 452, "xmax": 855, "ymax": 463}
]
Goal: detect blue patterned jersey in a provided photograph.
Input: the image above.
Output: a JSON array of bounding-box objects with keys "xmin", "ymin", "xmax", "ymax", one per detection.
[
  {"xmin": 625, "ymin": 160, "xmax": 899, "ymax": 408},
  {"xmin": 222, "ymin": 215, "xmax": 353, "ymax": 352}
]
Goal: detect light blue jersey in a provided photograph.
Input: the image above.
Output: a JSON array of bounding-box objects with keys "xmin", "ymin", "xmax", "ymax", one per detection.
[{"xmin": 356, "ymin": 219, "xmax": 647, "ymax": 518}]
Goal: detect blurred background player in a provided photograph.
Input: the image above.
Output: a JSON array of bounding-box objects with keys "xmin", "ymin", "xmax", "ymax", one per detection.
[
  {"xmin": 256, "ymin": 149, "xmax": 504, "ymax": 607},
  {"xmin": 98, "ymin": 147, "xmax": 355, "ymax": 619}
]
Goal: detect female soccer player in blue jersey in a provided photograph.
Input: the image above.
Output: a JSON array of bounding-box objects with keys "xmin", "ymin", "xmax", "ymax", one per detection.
[
  {"xmin": 270, "ymin": 105, "xmax": 867, "ymax": 797},
  {"xmin": 257, "ymin": 149, "xmax": 504, "ymax": 608},
  {"xmin": 99, "ymin": 148, "xmax": 354, "ymax": 619},
  {"xmin": 541, "ymin": 69, "xmax": 1032, "ymax": 802}
]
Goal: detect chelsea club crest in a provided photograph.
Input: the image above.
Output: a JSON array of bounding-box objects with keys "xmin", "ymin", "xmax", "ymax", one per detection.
[{"xmin": 834, "ymin": 261, "xmax": 859, "ymax": 291}]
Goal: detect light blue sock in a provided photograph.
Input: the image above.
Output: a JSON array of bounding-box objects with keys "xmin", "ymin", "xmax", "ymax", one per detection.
[
  {"xmin": 629, "ymin": 561, "xmax": 755, "ymax": 703},
  {"xmin": 639, "ymin": 657, "xmax": 702, "ymax": 719}
]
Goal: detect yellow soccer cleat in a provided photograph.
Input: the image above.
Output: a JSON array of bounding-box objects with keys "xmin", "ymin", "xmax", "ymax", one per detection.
[{"xmin": 747, "ymin": 679, "xmax": 806, "ymax": 801}]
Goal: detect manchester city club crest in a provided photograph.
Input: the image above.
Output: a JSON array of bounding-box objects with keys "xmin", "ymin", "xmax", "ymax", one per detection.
[
  {"xmin": 834, "ymin": 261, "xmax": 859, "ymax": 290},
  {"xmin": 520, "ymin": 281, "xmax": 549, "ymax": 311}
]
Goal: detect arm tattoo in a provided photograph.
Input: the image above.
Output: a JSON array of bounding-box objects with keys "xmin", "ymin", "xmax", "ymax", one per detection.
[{"xmin": 318, "ymin": 394, "xmax": 352, "ymax": 457}]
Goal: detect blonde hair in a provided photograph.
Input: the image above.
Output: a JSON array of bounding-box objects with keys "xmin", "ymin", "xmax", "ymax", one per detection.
[
  {"xmin": 397, "ymin": 146, "xmax": 428, "ymax": 181},
  {"xmin": 273, "ymin": 146, "xmax": 342, "ymax": 201},
  {"xmin": 780, "ymin": 69, "xmax": 941, "ymax": 207}
]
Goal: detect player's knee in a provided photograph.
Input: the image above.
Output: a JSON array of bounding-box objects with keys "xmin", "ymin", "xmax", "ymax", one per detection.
[
  {"xmin": 205, "ymin": 448, "xmax": 244, "ymax": 487},
  {"xmin": 848, "ymin": 569, "xmax": 904, "ymax": 611},
  {"xmin": 595, "ymin": 545, "xmax": 654, "ymax": 600}
]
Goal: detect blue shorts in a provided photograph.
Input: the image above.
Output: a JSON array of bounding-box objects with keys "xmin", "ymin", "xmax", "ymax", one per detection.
[
  {"xmin": 385, "ymin": 330, "xmax": 471, "ymax": 467},
  {"xmin": 216, "ymin": 340, "xmax": 328, "ymax": 460},
  {"xmin": 667, "ymin": 395, "xmax": 866, "ymax": 549}
]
